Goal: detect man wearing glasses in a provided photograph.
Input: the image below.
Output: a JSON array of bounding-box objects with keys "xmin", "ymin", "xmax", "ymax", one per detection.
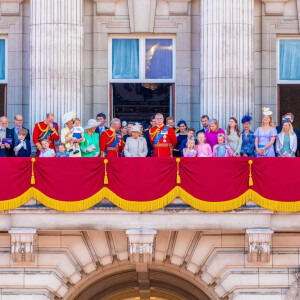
[{"xmin": 12, "ymin": 114, "xmax": 30, "ymax": 150}]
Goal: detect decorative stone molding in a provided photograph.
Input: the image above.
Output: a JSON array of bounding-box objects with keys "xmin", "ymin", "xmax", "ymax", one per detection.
[
  {"xmin": 0, "ymin": 0, "xmax": 24, "ymax": 16},
  {"xmin": 297, "ymin": 0, "xmax": 300, "ymax": 32},
  {"xmin": 126, "ymin": 229, "xmax": 156, "ymax": 264},
  {"xmin": 262, "ymin": 0, "xmax": 288, "ymax": 16},
  {"xmin": 165, "ymin": 0, "xmax": 191, "ymax": 15},
  {"xmin": 128, "ymin": 0, "xmax": 157, "ymax": 32},
  {"xmin": 94, "ymin": 0, "xmax": 118, "ymax": 16},
  {"xmin": 9, "ymin": 228, "xmax": 37, "ymax": 262},
  {"xmin": 246, "ymin": 229, "xmax": 273, "ymax": 263}
]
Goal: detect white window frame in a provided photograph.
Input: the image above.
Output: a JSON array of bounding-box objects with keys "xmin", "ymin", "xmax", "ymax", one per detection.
[
  {"xmin": 277, "ymin": 36, "xmax": 300, "ymax": 84},
  {"xmin": 108, "ymin": 34, "xmax": 176, "ymax": 83}
]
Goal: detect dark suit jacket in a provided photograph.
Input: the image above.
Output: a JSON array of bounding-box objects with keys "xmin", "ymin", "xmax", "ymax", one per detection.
[
  {"xmin": 15, "ymin": 139, "xmax": 31, "ymax": 157},
  {"xmin": 95, "ymin": 126, "xmax": 108, "ymax": 135},
  {"xmin": 144, "ymin": 129, "xmax": 153, "ymax": 157},
  {"xmin": 0, "ymin": 128, "xmax": 14, "ymax": 157}
]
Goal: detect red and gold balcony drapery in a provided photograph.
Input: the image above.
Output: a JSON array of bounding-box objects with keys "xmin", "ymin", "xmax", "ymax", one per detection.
[{"xmin": 1, "ymin": 157, "xmax": 300, "ymax": 212}]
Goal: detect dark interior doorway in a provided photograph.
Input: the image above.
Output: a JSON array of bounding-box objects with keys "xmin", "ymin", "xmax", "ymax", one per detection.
[
  {"xmin": 112, "ymin": 83, "xmax": 172, "ymax": 123},
  {"xmin": 279, "ymin": 84, "xmax": 300, "ymax": 130},
  {"xmin": 0, "ymin": 85, "xmax": 6, "ymax": 117}
]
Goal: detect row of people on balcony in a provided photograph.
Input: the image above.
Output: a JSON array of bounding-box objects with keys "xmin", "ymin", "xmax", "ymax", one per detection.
[{"xmin": 0, "ymin": 107, "xmax": 298, "ymax": 157}]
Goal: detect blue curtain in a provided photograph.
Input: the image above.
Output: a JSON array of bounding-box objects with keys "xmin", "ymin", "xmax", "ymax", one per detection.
[
  {"xmin": 0, "ymin": 40, "xmax": 5, "ymax": 80},
  {"xmin": 112, "ymin": 39, "xmax": 139, "ymax": 79},
  {"xmin": 145, "ymin": 39, "xmax": 173, "ymax": 79},
  {"xmin": 280, "ymin": 40, "xmax": 300, "ymax": 80}
]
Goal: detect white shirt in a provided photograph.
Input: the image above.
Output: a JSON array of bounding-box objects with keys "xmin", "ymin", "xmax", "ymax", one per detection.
[{"xmin": 40, "ymin": 148, "xmax": 55, "ymax": 157}]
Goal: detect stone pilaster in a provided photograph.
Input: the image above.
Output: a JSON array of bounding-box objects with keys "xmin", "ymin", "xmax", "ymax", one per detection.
[
  {"xmin": 200, "ymin": 0, "xmax": 254, "ymax": 128},
  {"xmin": 30, "ymin": 0, "xmax": 83, "ymax": 129}
]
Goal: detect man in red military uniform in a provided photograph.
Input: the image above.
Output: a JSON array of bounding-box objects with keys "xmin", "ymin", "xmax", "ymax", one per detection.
[
  {"xmin": 149, "ymin": 113, "xmax": 177, "ymax": 157},
  {"xmin": 100, "ymin": 118, "xmax": 124, "ymax": 157},
  {"xmin": 33, "ymin": 113, "xmax": 59, "ymax": 156}
]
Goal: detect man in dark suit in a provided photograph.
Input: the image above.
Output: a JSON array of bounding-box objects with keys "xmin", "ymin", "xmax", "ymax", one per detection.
[
  {"xmin": 0, "ymin": 116, "xmax": 13, "ymax": 157},
  {"xmin": 276, "ymin": 112, "xmax": 300, "ymax": 156},
  {"xmin": 12, "ymin": 114, "xmax": 30, "ymax": 152},
  {"xmin": 196, "ymin": 115, "xmax": 209, "ymax": 135},
  {"xmin": 95, "ymin": 113, "xmax": 108, "ymax": 136},
  {"xmin": 144, "ymin": 115, "xmax": 156, "ymax": 157}
]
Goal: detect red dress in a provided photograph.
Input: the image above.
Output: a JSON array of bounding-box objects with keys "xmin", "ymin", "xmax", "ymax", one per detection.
[
  {"xmin": 149, "ymin": 125, "xmax": 177, "ymax": 157},
  {"xmin": 100, "ymin": 128, "xmax": 124, "ymax": 157},
  {"xmin": 33, "ymin": 121, "xmax": 59, "ymax": 157}
]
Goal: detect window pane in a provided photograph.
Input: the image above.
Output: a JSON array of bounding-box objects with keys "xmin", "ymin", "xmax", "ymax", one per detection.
[
  {"xmin": 112, "ymin": 39, "xmax": 139, "ymax": 79},
  {"xmin": 145, "ymin": 39, "xmax": 173, "ymax": 79},
  {"xmin": 280, "ymin": 40, "xmax": 300, "ymax": 80},
  {"xmin": 0, "ymin": 40, "xmax": 5, "ymax": 80}
]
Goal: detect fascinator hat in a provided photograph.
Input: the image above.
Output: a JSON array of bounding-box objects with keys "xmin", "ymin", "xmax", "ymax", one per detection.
[
  {"xmin": 121, "ymin": 121, "xmax": 127, "ymax": 127},
  {"xmin": 62, "ymin": 111, "xmax": 76, "ymax": 125},
  {"xmin": 208, "ymin": 118, "xmax": 215, "ymax": 126},
  {"xmin": 262, "ymin": 107, "xmax": 273, "ymax": 116},
  {"xmin": 241, "ymin": 114, "xmax": 252, "ymax": 124},
  {"xmin": 177, "ymin": 119, "xmax": 187, "ymax": 127},
  {"xmin": 282, "ymin": 119, "xmax": 292, "ymax": 124}
]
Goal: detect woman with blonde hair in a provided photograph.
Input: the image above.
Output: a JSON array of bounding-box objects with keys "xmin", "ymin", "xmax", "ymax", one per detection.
[
  {"xmin": 226, "ymin": 117, "xmax": 242, "ymax": 156},
  {"xmin": 276, "ymin": 119, "xmax": 297, "ymax": 157},
  {"xmin": 205, "ymin": 118, "xmax": 226, "ymax": 150},
  {"xmin": 254, "ymin": 107, "xmax": 277, "ymax": 157}
]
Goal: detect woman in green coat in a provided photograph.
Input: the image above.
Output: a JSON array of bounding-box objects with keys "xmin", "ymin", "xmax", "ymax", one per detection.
[{"xmin": 80, "ymin": 119, "xmax": 101, "ymax": 157}]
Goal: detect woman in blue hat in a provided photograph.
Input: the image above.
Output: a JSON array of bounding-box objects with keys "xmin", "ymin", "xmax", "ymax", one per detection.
[
  {"xmin": 173, "ymin": 120, "xmax": 188, "ymax": 157},
  {"xmin": 240, "ymin": 114, "xmax": 256, "ymax": 157}
]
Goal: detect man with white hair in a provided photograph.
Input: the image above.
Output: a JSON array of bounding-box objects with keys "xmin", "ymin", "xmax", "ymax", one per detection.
[
  {"xmin": 149, "ymin": 113, "xmax": 177, "ymax": 157},
  {"xmin": 100, "ymin": 118, "xmax": 124, "ymax": 157},
  {"xmin": 0, "ymin": 116, "xmax": 13, "ymax": 157},
  {"xmin": 33, "ymin": 112, "xmax": 59, "ymax": 156}
]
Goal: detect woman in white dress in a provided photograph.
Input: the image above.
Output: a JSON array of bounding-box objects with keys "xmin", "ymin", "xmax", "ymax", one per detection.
[{"xmin": 124, "ymin": 125, "xmax": 148, "ymax": 157}]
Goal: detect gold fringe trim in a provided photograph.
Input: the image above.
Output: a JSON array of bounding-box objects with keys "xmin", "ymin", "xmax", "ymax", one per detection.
[
  {"xmin": 2, "ymin": 187, "xmax": 300, "ymax": 213},
  {"xmin": 0, "ymin": 188, "xmax": 33, "ymax": 211},
  {"xmin": 28, "ymin": 187, "xmax": 179, "ymax": 212}
]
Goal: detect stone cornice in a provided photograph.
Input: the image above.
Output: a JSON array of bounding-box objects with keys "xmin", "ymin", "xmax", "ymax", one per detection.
[
  {"xmin": 93, "ymin": 0, "xmax": 118, "ymax": 16},
  {"xmin": 165, "ymin": 0, "xmax": 191, "ymax": 15},
  {"xmin": 261, "ymin": 0, "xmax": 288, "ymax": 16},
  {"xmin": 0, "ymin": 0, "xmax": 23, "ymax": 16}
]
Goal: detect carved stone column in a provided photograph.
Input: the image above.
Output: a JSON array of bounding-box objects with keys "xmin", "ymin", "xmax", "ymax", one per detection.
[
  {"xmin": 30, "ymin": 0, "xmax": 83, "ymax": 129},
  {"xmin": 200, "ymin": 0, "xmax": 254, "ymax": 128},
  {"xmin": 246, "ymin": 229, "xmax": 273, "ymax": 263},
  {"xmin": 9, "ymin": 228, "xmax": 37, "ymax": 262}
]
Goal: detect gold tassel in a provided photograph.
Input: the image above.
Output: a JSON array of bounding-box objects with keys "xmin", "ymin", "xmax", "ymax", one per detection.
[
  {"xmin": 176, "ymin": 158, "xmax": 181, "ymax": 184},
  {"xmin": 248, "ymin": 160, "xmax": 253, "ymax": 186},
  {"xmin": 104, "ymin": 159, "xmax": 108, "ymax": 185},
  {"xmin": 31, "ymin": 158, "xmax": 36, "ymax": 185}
]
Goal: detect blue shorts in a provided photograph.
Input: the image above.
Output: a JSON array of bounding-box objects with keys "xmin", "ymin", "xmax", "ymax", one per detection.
[{"xmin": 73, "ymin": 133, "xmax": 82, "ymax": 139}]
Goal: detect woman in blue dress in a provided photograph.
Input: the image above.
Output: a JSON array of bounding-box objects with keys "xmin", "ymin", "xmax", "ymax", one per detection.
[
  {"xmin": 240, "ymin": 114, "xmax": 256, "ymax": 157},
  {"xmin": 173, "ymin": 120, "xmax": 188, "ymax": 157},
  {"xmin": 254, "ymin": 107, "xmax": 277, "ymax": 157},
  {"xmin": 275, "ymin": 119, "xmax": 297, "ymax": 157}
]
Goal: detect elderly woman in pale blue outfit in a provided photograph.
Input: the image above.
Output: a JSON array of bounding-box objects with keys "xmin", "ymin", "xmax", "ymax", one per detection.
[
  {"xmin": 254, "ymin": 107, "xmax": 277, "ymax": 157},
  {"xmin": 276, "ymin": 119, "xmax": 297, "ymax": 157}
]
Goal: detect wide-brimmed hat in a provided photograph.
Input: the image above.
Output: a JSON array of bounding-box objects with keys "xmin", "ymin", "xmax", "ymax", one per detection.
[
  {"xmin": 130, "ymin": 125, "xmax": 142, "ymax": 133},
  {"xmin": 84, "ymin": 119, "xmax": 101, "ymax": 131},
  {"xmin": 262, "ymin": 107, "xmax": 272, "ymax": 116},
  {"xmin": 62, "ymin": 111, "xmax": 76, "ymax": 125}
]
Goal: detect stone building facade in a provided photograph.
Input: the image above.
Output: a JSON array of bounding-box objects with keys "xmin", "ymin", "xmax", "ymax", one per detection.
[{"xmin": 0, "ymin": 0, "xmax": 300, "ymax": 299}]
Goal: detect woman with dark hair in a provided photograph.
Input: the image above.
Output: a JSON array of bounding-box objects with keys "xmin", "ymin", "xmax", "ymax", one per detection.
[
  {"xmin": 226, "ymin": 117, "xmax": 242, "ymax": 156},
  {"xmin": 173, "ymin": 120, "xmax": 188, "ymax": 157},
  {"xmin": 241, "ymin": 114, "xmax": 256, "ymax": 157}
]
